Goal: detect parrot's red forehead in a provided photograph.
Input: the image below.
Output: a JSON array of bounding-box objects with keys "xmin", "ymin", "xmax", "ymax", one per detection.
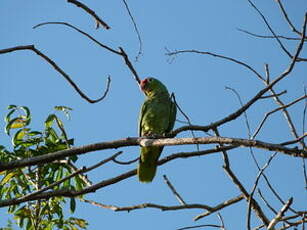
[{"xmin": 140, "ymin": 78, "xmax": 150, "ymax": 91}]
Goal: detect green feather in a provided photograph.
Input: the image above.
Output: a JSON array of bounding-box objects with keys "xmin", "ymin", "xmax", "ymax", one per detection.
[{"xmin": 138, "ymin": 78, "xmax": 176, "ymax": 182}]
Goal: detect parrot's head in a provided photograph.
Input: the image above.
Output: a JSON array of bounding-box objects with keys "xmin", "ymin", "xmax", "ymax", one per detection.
[{"xmin": 140, "ymin": 77, "xmax": 169, "ymax": 98}]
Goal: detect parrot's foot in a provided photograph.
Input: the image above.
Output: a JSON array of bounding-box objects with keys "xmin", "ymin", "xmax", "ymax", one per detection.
[{"xmin": 142, "ymin": 133, "xmax": 161, "ymax": 139}]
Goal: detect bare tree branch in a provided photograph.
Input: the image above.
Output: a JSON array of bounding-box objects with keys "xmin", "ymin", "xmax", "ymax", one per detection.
[
  {"xmin": 122, "ymin": 0, "xmax": 143, "ymax": 61},
  {"xmin": 163, "ymin": 175, "xmax": 186, "ymax": 205},
  {"xmin": 33, "ymin": 21, "xmax": 141, "ymax": 84},
  {"xmin": 166, "ymin": 49, "xmax": 264, "ymax": 81},
  {"xmin": 193, "ymin": 194, "xmax": 244, "ymax": 221},
  {"xmin": 247, "ymin": 152, "xmax": 278, "ymax": 230},
  {"xmin": 225, "ymin": 86, "xmax": 251, "ymax": 138},
  {"xmin": 237, "ymin": 28, "xmax": 303, "ymax": 41},
  {"xmin": 252, "ymin": 95, "xmax": 307, "ymax": 139},
  {"xmin": 217, "ymin": 213, "xmax": 226, "ymax": 230},
  {"xmin": 171, "ymin": 93, "xmax": 201, "ymax": 151},
  {"xmin": 0, "ymin": 45, "xmax": 111, "ymax": 103},
  {"xmin": 260, "ymin": 90, "xmax": 287, "ymax": 99},
  {"xmin": 257, "ymin": 189, "xmax": 279, "ymax": 216},
  {"xmin": 177, "ymin": 224, "xmax": 222, "ymax": 230},
  {"xmin": 275, "ymin": 0, "xmax": 303, "ymax": 36},
  {"xmin": 213, "ymin": 128, "xmax": 271, "ymax": 227},
  {"xmin": 67, "ymin": 0, "xmax": 110, "ymax": 29},
  {"xmin": 112, "ymin": 156, "xmax": 139, "ymax": 165},
  {"xmin": 267, "ymin": 198, "xmax": 293, "ymax": 230},
  {"xmin": 1, "ymin": 136, "xmax": 306, "ymax": 172},
  {"xmin": 171, "ymin": 13, "xmax": 307, "ymax": 138},
  {"xmin": 246, "ymin": 0, "xmax": 307, "ymax": 62},
  {"xmin": 80, "ymin": 199, "xmax": 212, "ymax": 212}
]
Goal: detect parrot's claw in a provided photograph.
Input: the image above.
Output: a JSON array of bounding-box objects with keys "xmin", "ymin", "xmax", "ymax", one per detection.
[{"xmin": 142, "ymin": 133, "xmax": 161, "ymax": 139}]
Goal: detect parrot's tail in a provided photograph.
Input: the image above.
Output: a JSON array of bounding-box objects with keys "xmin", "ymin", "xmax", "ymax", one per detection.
[
  {"xmin": 137, "ymin": 146, "xmax": 163, "ymax": 183},
  {"xmin": 138, "ymin": 161, "xmax": 157, "ymax": 182}
]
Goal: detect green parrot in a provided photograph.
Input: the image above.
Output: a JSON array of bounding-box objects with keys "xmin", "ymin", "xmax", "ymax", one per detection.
[{"xmin": 138, "ymin": 77, "xmax": 177, "ymax": 182}]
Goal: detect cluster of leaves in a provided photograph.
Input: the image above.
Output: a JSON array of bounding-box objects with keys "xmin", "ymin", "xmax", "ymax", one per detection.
[{"xmin": 0, "ymin": 105, "xmax": 88, "ymax": 230}]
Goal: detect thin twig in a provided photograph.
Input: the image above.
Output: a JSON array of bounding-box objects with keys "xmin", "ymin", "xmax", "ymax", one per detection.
[
  {"xmin": 275, "ymin": 0, "xmax": 302, "ymax": 36},
  {"xmin": 177, "ymin": 224, "xmax": 222, "ymax": 230},
  {"xmin": 67, "ymin": 0, "xmax": 110, "ymax": 29},
  {"xmin": 0, "ymin": 45, "xmax": 111, "ymax": 103},
  {"xmin": 118, "ymin": 47, "xmax": 141, "ymax": 84},
  {"xmin": 33, "ymin": 22, "xmax": 119, "ymax": 54},
  {"xmin": 217, "ymin": 213, "xmax": 226, "ymax": 230},
  {"xmin": 168, "ymin": 24, "xmax": 306, "ymax": 135},
  {"xmin": 257, "ymin": 189, "xmax": 278, "ymax": 215},
  {"xmin": 252, "ymin": 95, "xmax": 307, "ymax": 139},
  {"xmin": 237, "ymin": 28, "xmax": 302, "ymax": 41},
  {"xmin": 112, "ymin": 156, "xmax": 139, "ymax": 165},
  {"xmin": 171, "ymin": 93, "xmax": 201, "ymax": 151},
  {"xmin": 81, "ymin": 200, "xmax": 213, "ymax": 212},
  {"xmin": 246, "ymin": 0, "xmax": 292, "ymax": 59},
  {"xmin": 280, "ymin": 133, "xmax": 307, "ymax": 146},
  {"xmin": 213, "ymin": 127, "xmax": 271, "ymax": 227},
  {"xmin": 122, "ymin": 0, "xmax": 143, "ymax": 61},
  {"xmin": 193, "ymin": 194, "xmax": 244, "ymax": 221},
  {"xmin": 17, "ymin": 151, "xmax": 122, "ymax": 200},
  {"xmin": 302, "ymin": 86, "xmax": 307, "ymax": 189},
  {"xmin": 267, "ymin": 198, "xmax": 293, "ymax": 230},
  {"xmin": 166, "ymin": 49, "xmax": 264, "ymax": 81},
  {"xmin": 247, "ymin": 152, "xmax": 278, "ymax": 230},
  {"xmin": 225, "ymin": 86, "xmax": 251, "ymax": 138},
  {"xmin": 163, "ymin": 175, "xmax": 186, "ymax": 205},
  {"xmin": 33, "ymin": 22, "xmax": 141, "ymax": 85},
  {"xmin": 260, "ymin": 90, "xmax": 287, "ymax": 99}
]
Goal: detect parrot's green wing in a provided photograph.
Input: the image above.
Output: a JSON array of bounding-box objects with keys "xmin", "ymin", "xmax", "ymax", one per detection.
[
  {"xmin": 167, "ymin": 99, "xmax": 177, "ymax": 133},
  {"xmin": 138, "ymin": 99, "xmax": 148, "ymax": 137}
]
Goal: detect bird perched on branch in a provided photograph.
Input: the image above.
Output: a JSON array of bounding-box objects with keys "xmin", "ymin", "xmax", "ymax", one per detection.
[{"xmin": 138, "ymin": 77, "xmax": 177, "ymax": 182}]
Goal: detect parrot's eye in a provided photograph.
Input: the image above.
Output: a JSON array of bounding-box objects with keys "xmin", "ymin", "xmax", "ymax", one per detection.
[{"xmin": 148, "ymin": 78, "xmax": 152, "ymax": 82}]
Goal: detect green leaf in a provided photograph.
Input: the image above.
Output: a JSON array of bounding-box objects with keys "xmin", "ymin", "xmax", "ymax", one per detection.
[
  {"xmin": 70, "ymin": 218, "xmax": 88, "ymax": 229},
  {"xmin": 20, "ymin": 106, "xmax": 31, "ymax": 120},
  {"xmin": 28, "ymin": 131, "xmax": 42, "ymax": 136},
  {"xmin": 55, "ymin": 117, "xmax": 64, "ymax": 130},
  {"xmin": 5, "ymin": 117, "xmax": 27, "ymax": 135},
  {"xmin": 12, "ymin": 128, "xmax": 29, "ymax": 146},
  {"xmin": 55, "ymin": 167, "xmax": 63, "ymax": 182},
  {"xmin": 7, "ymin": 104, "xmax": 17, "ymax": 109},
  {"xmin": 5, "ymin": 108, "xmax": 16, "ymax": 123},
  {"xmin": 1, "ymin": 172, "xmax": 16, "ymax": 185},
  {"xmin": 0, "ymin": 145, "xmax": 6, "ymax": 152},
  {"xmin": 45, "ymin": 114, "xmax": 56, "ymax": 129},
  {"xmin": 54, "ymin": 106, "xmax": 73, "ymax": 111},
  {"xmin": 54, "ymin": 106, "xmax": 73, "ymax": 120},
  {"xmin": 46, "ymin": 127, "xmax": 60, "ymax": 143},
  {"xmin": 70, "ymin": 198, "xmax": 76, "ymax": 213}
]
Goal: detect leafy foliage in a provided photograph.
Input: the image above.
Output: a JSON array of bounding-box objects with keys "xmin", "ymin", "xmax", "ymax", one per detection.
[{"xmin": 0, "ymin": 106, "xmax": 88, "ymax": 230}]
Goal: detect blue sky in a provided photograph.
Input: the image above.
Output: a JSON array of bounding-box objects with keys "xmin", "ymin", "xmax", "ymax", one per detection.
[{"xmin": 0, "ymin": 0, "xmax": 306, "ymax": 229}]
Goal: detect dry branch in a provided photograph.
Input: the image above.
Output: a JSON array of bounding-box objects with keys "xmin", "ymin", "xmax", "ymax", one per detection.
[
  {"xmin": 33, "ymin": 22, "xmax": 141, "ymax": 84},
  {"xmin": 67, "ymin": 0, "xmax": 110, "ymax": 29},
  {"xmin": 253, "ymin": 95, "xmax": 307, "ymax": 138},
  {"xmin": 275, "ymin": 0, "xmax": 303, "ymax": 36},
  {"xmin": 0, "ymin": 136, "xmax": 306, "ymax": 172},
  {"xmin": 0, "ymin": 45, "xmax": 111, "ymax": 103},
  {"xmin": 213, "ymin": 128, "xmax": 271, "ymax": 227},
  {"xmin": 163, "ymin": 175, "xmax": 186, "ymax": 205},
  {"xmin": 122, "ymin": 0, "xmax": 143, "ymax": 61},
  {"xmin": 193, "ymin": 194, "xmax": 244, "ymax": 221},
  {"xmin": 267, "ymin": 198, "xmax": 293, "ymax": 230},
  {"xmin": 237, "ymin": 28, "xmax": 302, "ymax": 41}
]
